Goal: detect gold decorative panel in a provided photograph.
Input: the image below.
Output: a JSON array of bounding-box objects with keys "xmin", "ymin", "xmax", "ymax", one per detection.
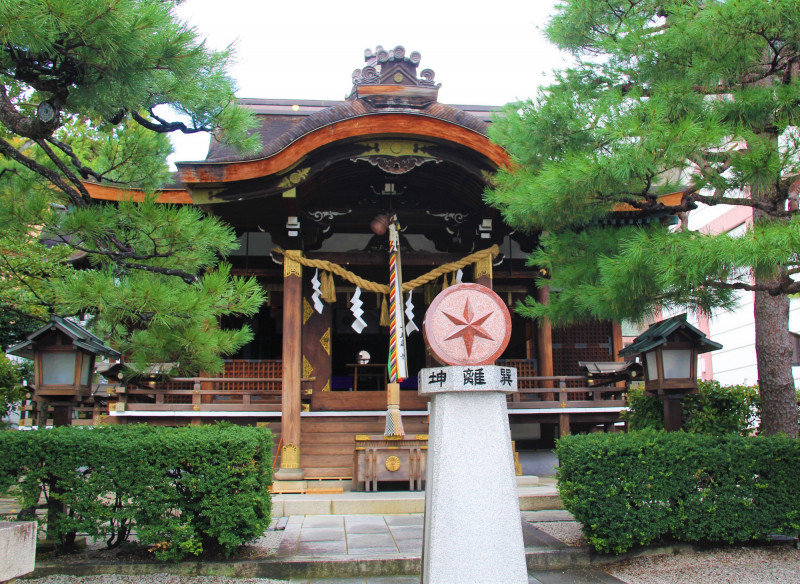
[
  {"xmin": 474, "ymin": 255, "xmax": 493, "ymax": 280},
  {"xmin": 356, "ymin": 140, "xmax": 435, "ymax": 157},
  {"xmin": 321, "ymin": 380, "xmax": 331, "ymax": 392},
  {"xmin": 277, "ymin": 167, "xmax": 310, "ymax": 189},
  {"xmin": 284, "ymin": 255, "xmax": 302, "ymax": 278},
  {"xmin": 320, "ymin": 328, "xmax": 331, "ymax": 355},
  {"xmin": 303, "ymin": 299, "xmax": 313, "ymax": 325},
  {"xmin": 385, "ymin": 455, "xmax": 401, "ymax": 472},
  {"xmin": 281, "ymin": 443, "xmax": 300, "ymax": 469},
  {"xmin": 302, "ymin": 355, "xmax": 313, "ymax": 379}
]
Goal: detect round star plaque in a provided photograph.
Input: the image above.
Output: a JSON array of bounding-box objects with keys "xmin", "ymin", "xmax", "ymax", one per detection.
[{"xmin": 423, "ymin": 283, "xmax": 512, "ymax": 366}]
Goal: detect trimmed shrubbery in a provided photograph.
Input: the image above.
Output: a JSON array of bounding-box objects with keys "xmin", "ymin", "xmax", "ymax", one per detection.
[
  {"xmin": 623, "ymin": 380, "xmax": 760, "ymax": 436},
  {"xmin": 0, "ymin": 423, "xmax": 272, "ymax": 560},
  {"xmin": 557, "ymin": 431, "xmax": 800, "ymax": 554}
]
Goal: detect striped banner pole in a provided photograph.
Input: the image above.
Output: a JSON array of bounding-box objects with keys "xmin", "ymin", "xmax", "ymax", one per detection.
[{"xmin": 385, "ymin": 216, "xmax": 406, "ymax": 438}]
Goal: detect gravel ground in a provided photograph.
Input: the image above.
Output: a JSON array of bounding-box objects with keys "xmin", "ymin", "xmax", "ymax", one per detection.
[
  {"xmin": 604, "ymin": 545, "xmax": 800, "ymax": 584},
  {"xmin": 28, "ymin": 576, "xmax": 289, "ymax": 584},
  {"xmin": 533, "ymin": 521, "xmax": 586, "ymax": 547}
]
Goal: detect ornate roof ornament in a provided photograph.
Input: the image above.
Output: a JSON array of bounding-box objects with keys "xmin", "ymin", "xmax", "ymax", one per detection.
[{"xmin": 348, "ymin": 45, "xmax": 440, "ymax": 107}]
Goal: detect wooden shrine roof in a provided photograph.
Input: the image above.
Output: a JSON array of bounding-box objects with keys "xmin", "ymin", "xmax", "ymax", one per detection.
[{"xmin": 203, "ymin": 98, "xmax": 500, "ymax": 164}]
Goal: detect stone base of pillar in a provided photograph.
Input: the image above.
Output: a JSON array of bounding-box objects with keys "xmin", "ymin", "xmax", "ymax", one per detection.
[
  {"xmin": 420, "ymin": 366, "xmax": 527, "ymax": 584},
  {"xmin": 274, "ymin": 468, "xmax": 305, "ymax": 481}
]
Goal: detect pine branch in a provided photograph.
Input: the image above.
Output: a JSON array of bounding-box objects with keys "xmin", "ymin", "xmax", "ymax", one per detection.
[
  {"xmin": 708, "ymin": 279, "xmax": 800, "ymax": 296},
  {"xmin": 32, "ymin": 139, "xmax": 94, "ymax": 207},
  {"xmin": 131, "ymin": 110, "xmax": 210, "ymax": 135},
  {"xmin": 0, "ymin": 137, "xmax": 89, "ymax": 208},
  {"xmin": 0, "ymin": 253, "xmax": 51, "ymax": 308},
  {"xmin": 0, "ymin": 85, "xmax": 60, "ymax": 140},
  {"xmin": 119, "ymin": 262, "xmax": 199, "ymax": 284},
  {"xmin": 45, "ymin": 137, "xmax": 105, "ymax": 182},
  {"xmin": 49, "ymin": 233, "xmax": 199, "ymax": 285},
  {"xmin": 689, "ymin": 191, "xmax": 791, "ymax": 216}
]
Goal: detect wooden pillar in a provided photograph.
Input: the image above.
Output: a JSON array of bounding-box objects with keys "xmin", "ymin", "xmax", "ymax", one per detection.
[
  {"xmin": 611, "ymin": 322, "xmax": 623, "ymax": 360},
  {"xmin": 35, "ymin": 399, "xmax": 49, "ymax": 429},
  {"xmin": 536, "ymin": 286, "xmax": 554, "ymax": 378},
  {"xmin": 663, "ymin": 394, "xmax": 684, "ymax": 432},
  {"xmin": 276, "ymin": 252, "xmax": 304, "ymax": 480},
  {"xmin": 52, "ymin": 403, "xmax": 73, "ymax": 427},
  {"xmin": 559, "ymin": 413, "xmax": 571, "ymax": 438},
  {"xmin": 301, "ymin": 288, "xmax": 333, "ymax": 399},
  {"xmin": 474, "ymin": 254, "xmax": 493, "ymax": 289}
]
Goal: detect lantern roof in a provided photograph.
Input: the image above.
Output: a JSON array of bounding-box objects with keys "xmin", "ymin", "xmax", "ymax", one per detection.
[
  {"xmin": 618, "ymin": 313, "xmax": 722, "ymax": 357},
  {"xmin": 7, "ymin": 314, "xmax": 120, "ymax": 360}
]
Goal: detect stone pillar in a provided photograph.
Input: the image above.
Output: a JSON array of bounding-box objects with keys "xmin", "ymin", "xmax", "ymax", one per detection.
[
  {"xmin": 276, "ymin": 253, "xmax": 304, "ymax": 481},
  {"xmin": 420, "ymin": 365, "xmax": 527, "ymax": 584},
  {"xmin": 0, "ymin": 521, "xmax": 36, "ymax": 582}
]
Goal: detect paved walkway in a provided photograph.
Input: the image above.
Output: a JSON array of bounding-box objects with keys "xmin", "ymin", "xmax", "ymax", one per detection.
[
  {"xmin": 273, "ymin": 513, "xmax": 627, "ymax": 584},
  {"xmin": 281, "ymin": 574, "xmax": 625, "ymax": 584},
  {"xmin": 277, "ymin": 515, "xmax": 422, "ymax": 557}
]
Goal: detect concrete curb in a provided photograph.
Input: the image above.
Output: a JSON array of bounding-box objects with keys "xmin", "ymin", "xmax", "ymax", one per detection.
[
  {"xmin": 588, "ymin": 542, "xmax": 696, "ymax": 566},
  {"xmin": 30, "ymin": 546, "xmax": 592, "ymax": 580}
]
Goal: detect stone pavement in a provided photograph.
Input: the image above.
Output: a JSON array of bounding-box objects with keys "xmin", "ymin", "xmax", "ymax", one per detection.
[
  {"xmin": 277, "ymin": 514, "xmax": 423, "ymax": 557},
  {"xmin": 273, "ymin": 513, "xmax": 627, "ymax": 584},
  {"xmin": 281, "ymin": 573, "xmax": 625, "ymax": 584}
]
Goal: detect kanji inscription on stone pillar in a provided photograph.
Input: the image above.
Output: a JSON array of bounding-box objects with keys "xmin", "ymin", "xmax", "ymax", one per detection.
[{"xmin": 423, "ymin": 283, "xmax": 512, "ymax": 366}]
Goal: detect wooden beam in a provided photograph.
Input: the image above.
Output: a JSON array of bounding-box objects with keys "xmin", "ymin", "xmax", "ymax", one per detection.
[
  {"xmin": 305, "ymin": 252, "xmax": 465, "ymax": 267},
  {"xmin": 83, "ymin": 182, "xmax": 192, "ymax": 204}
]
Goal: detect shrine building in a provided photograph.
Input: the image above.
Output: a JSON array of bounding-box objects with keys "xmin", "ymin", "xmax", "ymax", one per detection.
[{"xmin": 40, "ymin": 46, "xmax": 633, "ymax": 491}]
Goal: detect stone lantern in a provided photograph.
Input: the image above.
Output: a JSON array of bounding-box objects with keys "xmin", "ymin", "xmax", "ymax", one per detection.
[
  {"xmin": 8, "ymin": 315, "xmax": 120, "ymax": 427},
  {"xmin": 618, "ymin": 314, "xmax": 721, "ymax": 431}
]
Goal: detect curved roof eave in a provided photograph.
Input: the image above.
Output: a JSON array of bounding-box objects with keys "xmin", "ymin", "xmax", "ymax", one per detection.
[
  {"xmin": 83, "ymin": 182, "xmax": 192, "ymax": 204},
  {"xmin": 175, "ymin": 112, "xmax": 511, "ymax": 185}
]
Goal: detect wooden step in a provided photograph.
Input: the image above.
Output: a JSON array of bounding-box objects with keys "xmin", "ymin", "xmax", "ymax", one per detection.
[{"xmin": 303, "ymin": 467, "xmax": 353, "ymax": 479}]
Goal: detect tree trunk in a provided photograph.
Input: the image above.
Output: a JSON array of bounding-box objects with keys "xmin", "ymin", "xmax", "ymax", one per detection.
[
  {"xmin": 752, "ymin": 187, "xmax": 798, "ymax": 437},
  {"xmin": 753, "ymin": 288, "xmax": 798, "ymax": 436}
]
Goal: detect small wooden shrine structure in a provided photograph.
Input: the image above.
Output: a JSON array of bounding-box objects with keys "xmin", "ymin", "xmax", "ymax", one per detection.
[
  {"xmin": 24, "ymin": 46, "xmax": 637, "ymax": 489},
  {"xmin": 10, "ymin": 315, "xmax": 120, "ymax": 427}
]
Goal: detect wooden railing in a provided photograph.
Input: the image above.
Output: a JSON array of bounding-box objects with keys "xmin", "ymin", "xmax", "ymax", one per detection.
[
  {"xmin": 105, "ymin": 359, "xmax": 627, "ymax": 415},
  {"xmin": 508, "ymin": 375, "xmax": 627, "ymax": 410},
  {"xmin": 118, "ymin": 377, "xmax": 286, "ymax": 413}
]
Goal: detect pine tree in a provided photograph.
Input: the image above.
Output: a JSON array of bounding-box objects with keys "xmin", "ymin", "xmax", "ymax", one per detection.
[
  {"xmin": 0, "ymin": 0, "xmax": 265, "ymax": 374},
  {"xmin": 488, "ymin": 0, "xmax": 800, "ymax": 436}
]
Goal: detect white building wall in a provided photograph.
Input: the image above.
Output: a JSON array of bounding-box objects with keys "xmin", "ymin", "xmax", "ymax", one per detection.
[{"xmin": 685, "ymin": 201, "xmax": 800, "ymax": 387}]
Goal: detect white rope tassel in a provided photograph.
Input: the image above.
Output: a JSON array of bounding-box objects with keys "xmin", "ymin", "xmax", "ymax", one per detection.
[
  {"xmin": 405, "ymin": 290, "xmax": 418, "ymax": 335},
  {"xmin": 350, "ymin": 287, "xmax": 367, "ymax": 334},
  {"xmin": 311, "ymin": 269, "xmax": 324, "ymax": 314}
]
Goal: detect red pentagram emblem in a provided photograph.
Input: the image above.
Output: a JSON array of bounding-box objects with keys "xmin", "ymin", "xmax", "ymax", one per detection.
[
  {"xmin": 443, "ymin": 298, "xmax": 493, "ymax": 357},
  {"xmin": 423, "ymin": 283, "xmax": 512, "ymax": 366}
]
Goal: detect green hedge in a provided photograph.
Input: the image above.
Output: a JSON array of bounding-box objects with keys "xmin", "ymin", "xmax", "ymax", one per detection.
[
  {"xmin": 557, "ymin": 431, "xmax": 800, "ymax": 554},
  {"xmin": 623, "ymin": 380, "xmax": 760, "ymax": 435},
  {"xmin": 0, "ymin": 423, "xmax": 272, "ymax": 560}
]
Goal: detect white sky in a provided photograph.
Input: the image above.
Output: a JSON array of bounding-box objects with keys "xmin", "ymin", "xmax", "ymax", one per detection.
[{"xmin": 168, "ymin": 0, "xmax": 570, "ymax": 164}]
